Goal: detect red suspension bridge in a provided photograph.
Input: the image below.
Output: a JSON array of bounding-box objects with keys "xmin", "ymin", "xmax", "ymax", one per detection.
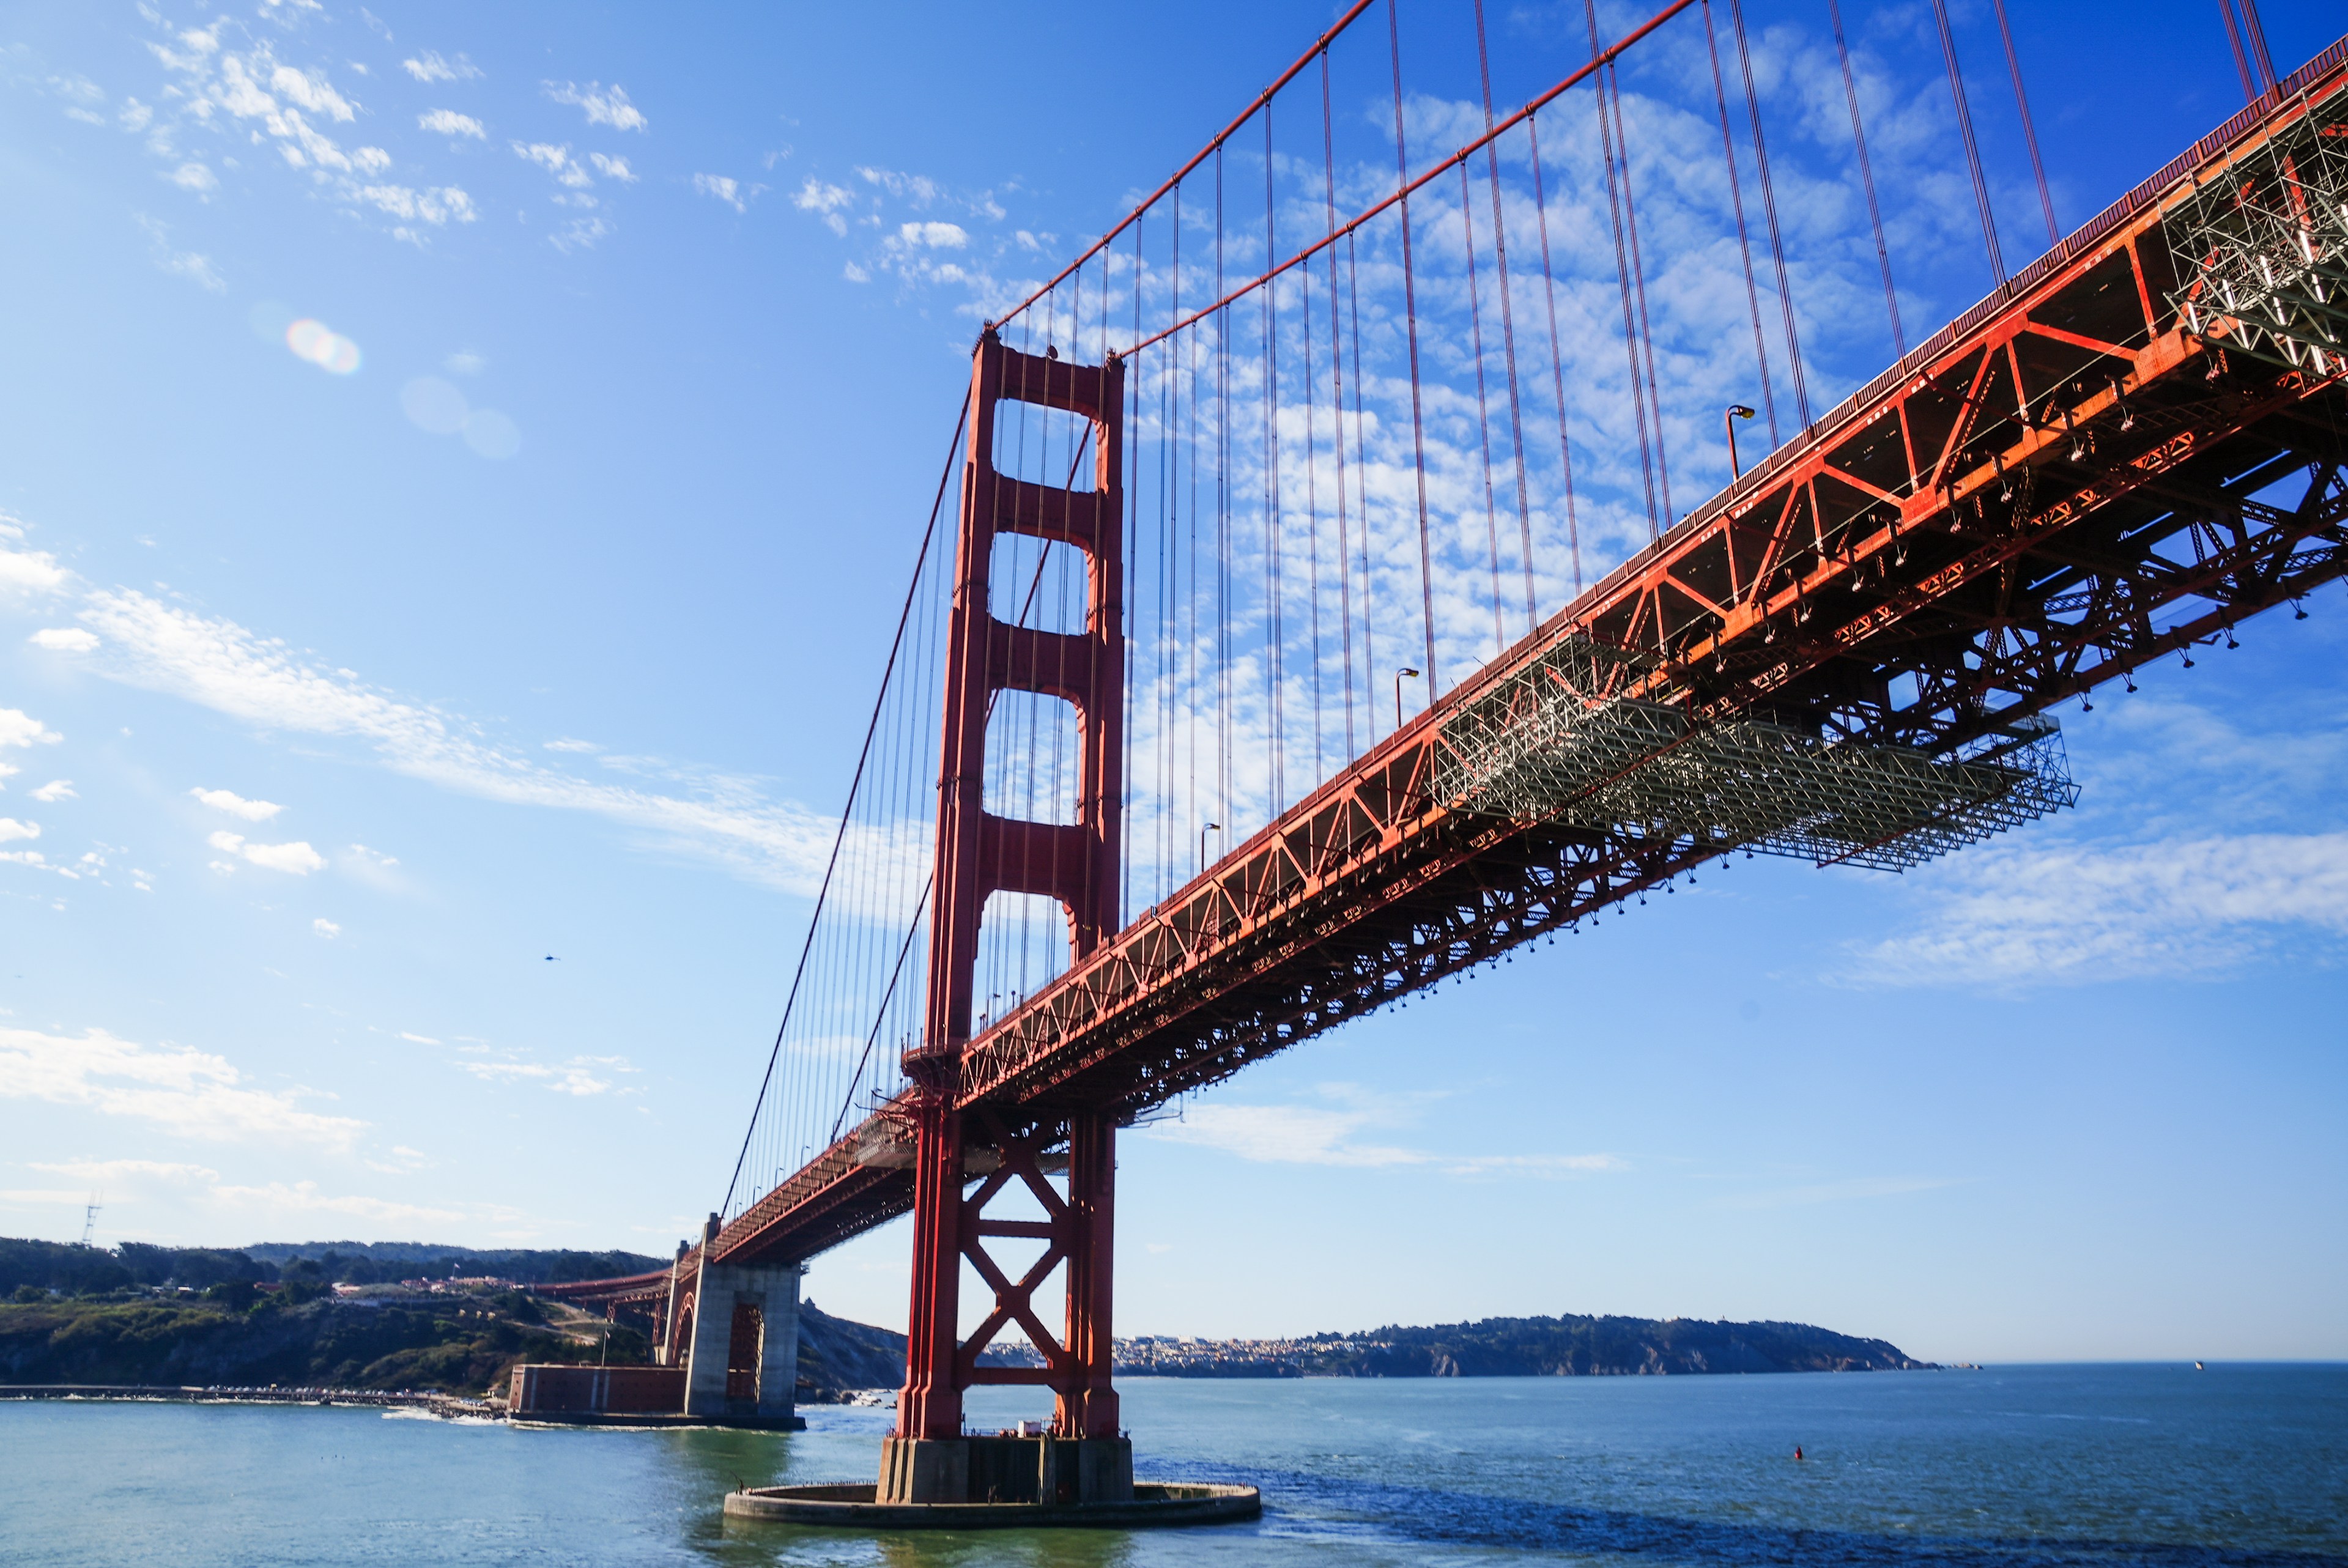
[{"xmin": 536, "ymin": 0, "xmax": 2348, "ymax": 1503}]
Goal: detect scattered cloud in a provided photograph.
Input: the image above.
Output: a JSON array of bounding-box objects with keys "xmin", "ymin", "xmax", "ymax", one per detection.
[
  {"xmin": 133, "ymin": 215, "xmax": 224, "ymax": 292},
  {"xmin": 443, "ymin": 350, "xmax": 486, "ymax": 376},
  {"xmin": 0, "ymin": 1025, "xmax": 363, "ymax": 1148},
  {"xmin": 31, "ymin": 627, "xmax": 99, "ymax": 652},
  {"xmin": 898, "ymin": 220, "xmax": 967, "ymax": 249},
  {"xmin": 207, "ymin": 829, "xmax": 326, "ymax": 875},
  {"xmin": 208, "ymin": 1180, "xmax": 461, "ymax": 1227},
  {"xmin": 1, "ymin": 531, "xmax": 70, "ymax": 599},
  {"xmin": 543, "ymin": 738, "xmax": 598, "ymax": 753},
  {"xmin": 1147, "ymin": 1088, "xmax": 1621, "ymax": 1178},
  {"xmin": 793, "ymin": 177, "xmax": 853, "ymax": 235},
  {"xmin": 0, "ymin": 709, "xmax": 63, "ymax": 749},
  {"xmin": 402, "ymin": 50, "xmax": 481, "ymax": 84},
  {"xmin": 1842, "ymin": 830, "xmax": 2348, "ymax": 987},
  {"xmin": 70, "ymin": 588, "xmax": 845, "ymax": 893},
  {"xmin": 693, "ymin": 172, "xmax": 744, "ymax": 213},
  {"xmin": 191, "ymin": 787, "xmax": 283, "ymax": 821},
  {"xmin": 168, "ymin": 161, "xmax": 218, "ymax": 194},
  {"xmin": 29, "ymin": 1158, "xmax": 219, "ymax": 1185},
  {"xmin": 29, "ymin": 781, "xmax": 73, "ymax": 804},
  {"xmin": 513, "ymin": 141, "xmax": 591, "ymax": 190},
  {"xmin": 0, "ymin": 819, "xmax": 37, "ymax": 845},
  {"xmin": 313, "ymin": 917, "xmax": 340, "ymax": 938},
  {"xmin": 399, "ymin": 1031, "xmax": 440, "ymax": 1045},
  {"xmin": 417, "ymin": 108, "xmax": 484, "ymax": 139},
  {"xmin": 543, "ymin": 80, "xmax": 645, "ymax": 133},
  {"xmin": 587, "ymin": 152, "xmax": 635, "ymax": 183}
]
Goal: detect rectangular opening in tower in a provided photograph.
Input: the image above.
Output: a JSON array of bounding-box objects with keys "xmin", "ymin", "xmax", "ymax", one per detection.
[
  {"xmin": 990, "ymin": 401, "xmax": 1096, "ymax": 490},
  {"xmin": 988, "ymin": 535, "xmax": 1091, "ymax": 635},
  {"xmin": 983, "ymin": 692, "xmax": 1081, "ymax": 826}
]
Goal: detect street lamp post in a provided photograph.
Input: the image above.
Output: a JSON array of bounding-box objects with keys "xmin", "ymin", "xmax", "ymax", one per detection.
[
  {"xmin": 1725, "ymin": 404, "xmax": 1758, "ymax": 481},
  {"xmin": 1200, "ymin": 822, "xmax": 1222, "ymax": 876},
  {"xmin": 1394, "ymin": 667, "xmax": 1421, "ymax": 733}
]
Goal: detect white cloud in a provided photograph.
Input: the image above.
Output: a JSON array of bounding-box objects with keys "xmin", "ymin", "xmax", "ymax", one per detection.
[
  {"xmin": 544, "ymin": 80, "xmax": 646, "ymax": 132},
  {"xmin": 0, "ymin": 709, "xmax": 62, "ymax": 749},
  {"xmin": 0, "ymin": 1025, "xmax": 363, "ymax": 1147},
  {"xmin": 544, "ymin": 738, "xmax": 598, "ymax": 753},
  {"xmin": 208, "ymin": 1180, "xmax": 461, "ymax": 1227},
  {"xmin": 1148, "ymin": 1092, "xmax": 1620, "ymax": 1177},
  {"xmin": 399, "ymin": 1031, "xmax": 439, "ymax": 1045},
  {"xmin": 135, "ymin": 215, "xmax": 225, "ymax": 292},
  {"xmin": 513, "ymin": 141, "xmax": 591, "ymax": 188},
  {"xmin": 358, "ymin": 183, "xmax": 475, "ymax": 226},
  {"xmin": 1843, "ymin": 830, "xmax": 2348, "ymax": 986},
  {"xmin": 31, "ymin": 627, "xmax": 99, "ymax": 651},
  {"xmin": 693, "ymin": 172, "xmax": 744, "ymax": 213},
  {"xmin": 443, "ymin": 350, "xmax": 486, "ymax": 376},
  {"xmin": 402, "ymin": 51, "xmax": 481, "ymax": 84},
  {"xmin": 168, "ymin": 161, "xmax": 218, "ymax": 193},
  {"xmin": 313, "ymin": 917, "xmax": 340, "ymax": 938},
  {"xmin": 30, "ymin": 1158, "xmax": 220, "ymax": 1185},
  {"xmin": 794, "ymin": 177, "xmax": 853, "ymax": 235},
  {"xmin": 267, "ymin": 65, "xmax": 355, "ymax": 123},
  {"xmin": 76, "ymin": 588, "xmax": 845, "ymax": 893},
  {"xmin": 191, "ymin": 788, "xmax": 283, "ymax": 821},
  {"xmin": 418, "ymin": 108, "xmax": 484, "ymax": 139},
  {"xmin": 0, "ymin": 819, "xmax": 37, "ymax": 844},
  {"xmin": 29, "ymin": 781, "xmax": 73, "ymax": 804},
  {"xmin": 2, "ymin": 542, "xmax": 70, "ymax": 597},
  {"xmin": 0, "ymin": 762, "xmax": 17, "ymax": 783},
  {"xmin": 207, "ymin": 830, "xmax": 325, "ymax": 875},
  {"xmin": 587, "ymin": 152, "xmax": 635, "ymax": 182},
  {"xmin": 898, "ymin": 220, "xmax": 967, "ymax": 249}
]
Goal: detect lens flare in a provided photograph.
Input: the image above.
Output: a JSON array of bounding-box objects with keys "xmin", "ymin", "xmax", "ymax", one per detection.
[
  {"xmin": 461, "ymin": 409, "xmax": 521, "ymax": 459},
  {"xmin": 400, "ymin": 377, "xmax": 469, "ymax": 435},
  {"xmin": 286, "ymin": 319, "xmax": 361, "ymax": 375}
]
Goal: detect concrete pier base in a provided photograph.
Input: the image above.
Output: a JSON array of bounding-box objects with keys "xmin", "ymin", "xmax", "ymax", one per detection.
[
  {"xmin": 877, "ymin": 1434, "xmax": 1133, "ymax": 1506},
  {"xmin": 681, "ymin": 1216, "xmax": 801, "ymax": 1422}
]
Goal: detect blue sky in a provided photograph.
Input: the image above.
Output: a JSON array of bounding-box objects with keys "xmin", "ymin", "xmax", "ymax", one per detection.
[{"xmin": 0, "ymin": 0, "xmax": 2342, "ymax": 1365}]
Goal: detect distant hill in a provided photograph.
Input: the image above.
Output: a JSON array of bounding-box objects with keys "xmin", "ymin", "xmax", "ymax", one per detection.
[
  {"xmin": 1116, "ymin": 1314, "xmax": 1934, "ymax": 1377},
  {"xmin": 0, "ymin": 1238, "xmax": 661, "ymax": 1295}
]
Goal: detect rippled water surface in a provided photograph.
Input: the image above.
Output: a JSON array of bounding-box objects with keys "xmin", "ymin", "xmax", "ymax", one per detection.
[{"xmin": 3, "ymin": 1366, "xmax": 2342, "ymax": 1566}]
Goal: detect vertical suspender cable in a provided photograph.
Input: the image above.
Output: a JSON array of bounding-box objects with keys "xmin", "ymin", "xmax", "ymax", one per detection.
[
  {"xmin": 720, "ymin": 393, "xmax": 969, "ymax": 1219},
  {"xmin": 1299, "ymin": 150, "xmax": 1328, "ymax": 783},
  {"xmin": 1585, "ymin": 1, "xmax": 1661, "ymax": 538},
  {"xmin": 2218, "ymin": 0, "xmax": 2259, "ymax": 102},
  {"xmin": 2239, "ymin": 0, "xmax": 2277, "ymax": 94},
  {"xmin": 1610, "ymin": 56, "xmax": 1676, "ymax": 530},
  {"xmin": 1473, "ymin": 0, "xmax": 1539, "ymax": 629},
  {"xmin": 1990, "ymin": 0, "xmax": 2058, "ymax": 248},
  {"xmin": 1703, "ymin": 0, "xmax": 1782, "ymax": 445},
  {"xmin": 1459, "ymin": 161, "xmax": 1509, "ymax": 655},
  {"xmin": 1263, "ymin": 109, "xmax": 1286, "ymax": 812},
  {"xmin": 1215, "ymin": 149, "xmax": 1233, "ymax": 832},
  {"xmin": 1930, "ymin": 0, "xmax": 2006, "ymax": 286},
  {"xmin": 1390, "ymin": 0, "xmax": 1441, "ymax": 696},
  {"xmin": 1525, "ymin": 109, "xmax": 1584, "ymax": 600},
  {"xmin": 1826, "ymin": 0, "xmax": 1906, "ymax": 358},
  {"xmin": 1727, "ymin": 0, "xmax": 1812, "ymax": 430},
  {"xmin": 1322, "ymin": 50, "xmax": 1358, "ymax": 758}
]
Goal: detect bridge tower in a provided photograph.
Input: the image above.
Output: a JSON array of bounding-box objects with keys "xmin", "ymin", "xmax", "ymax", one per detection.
[{"xmin": 883, "ymin": 329, "xmax": 1129, "ymax": 1506}]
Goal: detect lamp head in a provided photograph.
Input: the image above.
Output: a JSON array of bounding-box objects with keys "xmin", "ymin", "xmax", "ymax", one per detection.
[{"xmin": 1728, "ymin": 404, "xmax": 1757, "ymax": 420}]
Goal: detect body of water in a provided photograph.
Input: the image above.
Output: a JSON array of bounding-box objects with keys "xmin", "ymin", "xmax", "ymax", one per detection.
[{"xmin": 2, "ymin": 1365, "xmax": 2342, "ymax": 1566}]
